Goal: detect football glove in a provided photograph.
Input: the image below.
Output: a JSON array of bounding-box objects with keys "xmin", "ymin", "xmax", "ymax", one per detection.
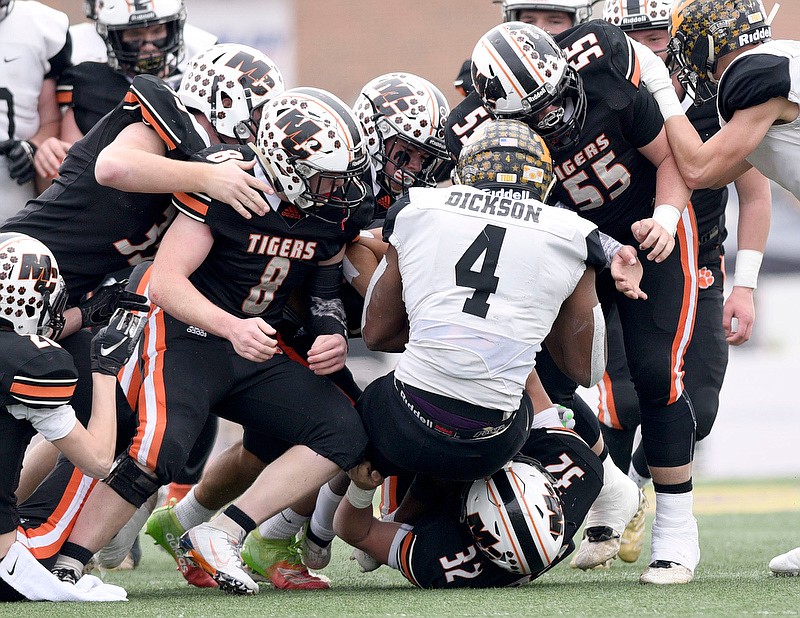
[
  {"xmin": 0, "ymin": 139, "xmax": 37, "ymax": 185},
  {"xmin": 79, "ymin": 279, "xmax": 128, "ymax": 327},
  {"xmin": 90, "ymin": 306, "xmax": 147, "ymax": 376}
]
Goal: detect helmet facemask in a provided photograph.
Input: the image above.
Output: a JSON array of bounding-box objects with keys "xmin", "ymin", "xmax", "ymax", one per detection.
[
  {"xmin": 375, "ymin": 132, "xmax": 448, "ymax": 195},
  {"xmin": 38, "ymin": 277, "xmax": 67, "ymax": 340}
]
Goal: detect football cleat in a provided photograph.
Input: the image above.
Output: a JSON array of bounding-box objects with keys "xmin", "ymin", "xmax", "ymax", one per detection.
[
  {"xmin": 299, "ymin": 522, "xmax": 332, "ymax": 571},
  {"xmin": 639, "ymin": 560, "xmax": 694, "ymax": 585},
  {"xmin": 570, "ymin": 526, "xmax": 620, "ymax": 570},
  {"xmin": 145, "ymin": 502, "xmax": 217, "ymax": 588},
  {"xmin": 572, "ymin": 461, "xmax": 640, "ymax": 569},
  {"xmin": 241, "ymin": 529, "xmax": 330, "ymax": 591},
  {"xmin": 350, "ymin": 547, "xmax": 382, "ymax": 573},
  {"xmin": 181, "ymin": 524, "xmax": 258, "ymax": 595},
  {"xmin": 769, "ymin": 547, "xmax": 800, "ymax": 577},
  {"xmin": 619, "ymin": 491, "xmax": 649, "ymax": 563},
  {"xmin": 52, "ymin": 567, "xmax": 80, "ymax": 585}
]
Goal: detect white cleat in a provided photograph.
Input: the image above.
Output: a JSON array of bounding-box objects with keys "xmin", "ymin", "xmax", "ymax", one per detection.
[
  {"xmin": 180, "ymin": 523, "xmax": 258, "ymax": 595},
  {"xmin": 571, "ymin": 459, "xmax": 640, "ymax": 570},
  {"xmin": 769, "ymin": 547, "xmax": 800, "ymax": 577},
  {"xmin": 640, "ymin": 560, "xmax": 694, "ymax": 584},
  {"xmin": 300, "ymin": 523, "xmax": 332, "ymax": 570},
  {"xmin": 350, "ymin": 547, "xmax": 381, "ymax": 573}
]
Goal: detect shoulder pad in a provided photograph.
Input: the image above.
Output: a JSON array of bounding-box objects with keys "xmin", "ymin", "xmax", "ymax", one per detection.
[
  {"xmin": 126, "ymin": 75, "xmax": 209, "ymax": 156},
  {"xmin": 4, "ymin": 336, "xmax": 78, "ymax": 408},
  {"xmin": 718, "ymin": 52, "xmax": 791, "ymax": 123},
  {"xmin": 558, "ymin": 21, "xmax": 641, "ymax": 104}
]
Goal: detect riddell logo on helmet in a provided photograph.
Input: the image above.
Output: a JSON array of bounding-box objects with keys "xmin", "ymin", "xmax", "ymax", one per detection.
[
  {"xmin": 621, "ymin": 15, "xmax": 649, "ymax": 25},
  {"xmin": 129, "ymin": 10, "xmax": 157, "ymax": 22},
  {"xmin": 738, "ymin": 26, "xmax": 770, "ymax": 47}
]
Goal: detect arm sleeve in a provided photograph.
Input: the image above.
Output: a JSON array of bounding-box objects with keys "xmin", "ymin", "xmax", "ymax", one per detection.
[{"xmin": 307, "ymin": 263, "xmax": 348, "ymax": 338}]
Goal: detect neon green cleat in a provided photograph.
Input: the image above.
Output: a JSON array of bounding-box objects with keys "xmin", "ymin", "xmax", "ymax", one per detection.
[
  {"xmin": 145, "ymin": 501, "xmax": 217, "ymax": 588},
  {"xmin": 241, "ymin": 529, "xmax": 330, "ymax": 590}
]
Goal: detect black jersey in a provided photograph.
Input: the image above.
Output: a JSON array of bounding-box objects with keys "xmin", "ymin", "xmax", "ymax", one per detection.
[
  {"xmin": 551, "ymin": 21, "xmax": 664, "ymax": 243},
  {"xmin": 445, "ymin": 91, "xmax": 493, "ymax": 157},
  {"xmin": 56, "ymin": 62, "xmax": 131, "ymax": 135},
  {"xmin": 0, "ymin": 331, "xmax": 78, "ymax": 410},
  {"xmin": 2, "ymin": 75, "xmax": 208, "ymax": 305},
  {"xmin": 395, "ymin": 427, "xmax": 603, "ymax": 589},
  {"xmin": 173, "ymin": 145, "xmax": 374, "ymax": 325},
  {"xmin": 686, "ymin": 94, "xmax": 727, "ymax": 253}
]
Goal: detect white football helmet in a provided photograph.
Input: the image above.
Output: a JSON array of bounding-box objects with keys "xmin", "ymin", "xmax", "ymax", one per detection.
[
  {"xmin": 471, "ymin": 22, "xmax": 586, "ymax": 152},
  {"xmin": 96, "ymin": 0, "xmax": 186, "ymax": 77},
  {"xmin": 179, "ymin": 44, "xmax": 285, "ymax": 142},
  {"xmin": 353, "ymin": 72, "xmax": 450, "ymax": 193},
  {"xmin": 602, "ymin": 0, "xmax": 671, "ymax": 32},
  {"xmin": 0, "ymin": 233, "xmax": 67, "ymax": 339},
  {"xmin": 502, "ymin": 0, "xmax": 592, "ymax": 25},
  {"xmin": 256, "ymin": 87, "xmax": 370, "ymax": 215},
  {"xmin": 462, "ymin": 458, "xmax": 565, "ymax": 575}
]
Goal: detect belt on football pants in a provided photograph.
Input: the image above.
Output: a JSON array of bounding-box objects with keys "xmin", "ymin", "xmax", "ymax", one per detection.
[{"xmin": 393, "ymin": 377, "xmax": 516, "ymax": 441}]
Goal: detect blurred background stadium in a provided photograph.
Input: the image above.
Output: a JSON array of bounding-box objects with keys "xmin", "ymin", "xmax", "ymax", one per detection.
[{"xmin": 42, "ymin": 0, "xmax": 800, "ymax": 482}]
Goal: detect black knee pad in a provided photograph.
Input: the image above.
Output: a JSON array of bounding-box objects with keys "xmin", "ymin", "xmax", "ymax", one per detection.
[
  {"xmin": 639, "ymin": 394, "xmax": 696, "ymax": 468},
  {"xmin": 691, "ymin": 385, "xmax": 720, "ymax": 441},
  {"xmin": 104, "ymin": 454, "xmax": 162, "ymax": 508}
]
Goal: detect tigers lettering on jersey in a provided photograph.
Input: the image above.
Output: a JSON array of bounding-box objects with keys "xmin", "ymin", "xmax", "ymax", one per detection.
[{"xmin": 246, "ymin": 234, "xmax": 317, "ymax": 260}]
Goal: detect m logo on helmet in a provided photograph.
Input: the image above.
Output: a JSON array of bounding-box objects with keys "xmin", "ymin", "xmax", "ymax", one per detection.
[
  {"xmin": 225, "ymin": 52, "xmax": 277, "ymax": 96},
  {"xmin": 275, "ymin": 109, "xmax": 323, "ymax": 159},
  {"xmin": 372, "ymin": 77, "xmax": 416, "ymax": 115},
  {"xmin": 464, "ymin": 513, "xmax": 503, "ymax": 561},
  {"xmin": 18, "ymin": 254, "xmax": 58, "ymax": 294}
]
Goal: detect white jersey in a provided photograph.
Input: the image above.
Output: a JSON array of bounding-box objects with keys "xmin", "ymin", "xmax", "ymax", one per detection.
[
  {"xmin": 718, "ymin": 40, "xmax": 800, "ymax": 199},
  {"xmin": 390, "ymin": 185, "xmax": 603, "ymax": 413},
  {"xmin": 0, "ymin": 1, "xmax": 69, "ymax": 219},
  {"xmin": 69, "ymin": 21, "xmax": 219, "ymax": 73}
]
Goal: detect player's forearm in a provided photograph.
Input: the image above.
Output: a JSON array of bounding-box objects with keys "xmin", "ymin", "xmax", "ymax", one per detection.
[
  {"xmin": 732, "ymin": 169, "xmax": 771, "ymax": 290},
  {"xmin": 333, "ymin": 486, "xmax": 377, "ymax": 546},
  {"xmin": 663, "ymin": 116, "xmax": 730, "ymax": 189},
  {"xmin": 96, "ymin": 149, "xmax": 215, "ymax": 195},
  {"xmin": 80, "ymin": 374, "xmax": 118, "ymax": 477},
  {"xmin": 149, "ymin": 269, "xmax": 238, "ymax": 339},
  {"xmin": 654, "ymin": 150, "xmax": 692, "ymax": 214}
]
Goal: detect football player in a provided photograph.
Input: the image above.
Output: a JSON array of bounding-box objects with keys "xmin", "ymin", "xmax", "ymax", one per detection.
[
  {"xmin": 459, "ymin": 21, "xmax": 702, "ymax": 584},
  {"xmin": 0, "ymin": 233, "xmax": 145, "ymax": 602},
  {"xmin": 51, "ymin": 88, "xmax": 374, "ymax": 596},
  {"xmin": 335, "ymin": 429, "xmax": 602, "ymax": 589},
  {"xmin": 354, "ymin": 117, "xmax": 607, "ymax": 505},
  {"xmin": 598, "ymin": 0, "xmax": 771, "ymax": 565},
  {"xmin": 640, "ymin": 0, "xmax": 799, "ymax": 578},
  {"xmin": 0, "ymin": 0, "xmax": 70, "ymax": 219},
  {"xmin": 448, "ymin": 0, "xmax": 592, "ymax": 152},
  {"xmin": 35, "ymin": 0, "xmax": 193, "ymax": 182}
]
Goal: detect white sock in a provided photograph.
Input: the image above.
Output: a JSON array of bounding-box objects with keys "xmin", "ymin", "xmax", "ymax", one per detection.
[
  {"xmin": 651, "ymin": 491, "xmax": 699, "ymax": 569},
  {"xmin": 309, "ymin": 482, "xmax": 345, "ymax": 543},
  {"xmin": 258, "ymin": 508, "xmax": 308, "ymax": 540},
  {"xmin": 173, "ymin": 486, "xmax": 218, "ymax": 531},
  {"xmin": 627, "ymin": 462, "xmax": 651, "ymax": 490}
]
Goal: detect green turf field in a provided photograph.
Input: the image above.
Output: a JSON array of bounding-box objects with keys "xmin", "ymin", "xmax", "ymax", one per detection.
[{"xmin": 6, "ymin": 479, "xmax": 800, "ymax": 617}]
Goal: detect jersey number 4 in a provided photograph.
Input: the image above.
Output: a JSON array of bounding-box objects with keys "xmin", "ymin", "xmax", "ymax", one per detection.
[{"xmin": 455, "ymin": 224, "xmax": 506, "ymax": 319}]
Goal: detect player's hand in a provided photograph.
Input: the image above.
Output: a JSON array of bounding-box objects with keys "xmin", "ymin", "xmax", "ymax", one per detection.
[
  {"xmin": 348, "ymin": 461, "xmax": 384, "ymax": 490},
  {"xmin": 201, "ymin": 159, "xmax": 274, "ymax": 219},
  {"xmin": 90, "ymin": 307, "xmax": 147, "ymax": 376},
  {"xmin": 229, "ymin": 317, "xmax": 278, "ymax": 362},
  {"xmin": 307, "ymin": 333, "xmax": 348, "ymax": 375},
  {"xmin": 631, "ymin": 218, "xmax": 675, "ymax": 262},
  {"xmin": 0, "ymin": 139, "xmax": 37, "ymax": 184},
  {"xmin": 33, "ymin": 137, "xmax": 70, "ymax": 179},
  {"xmin": 723, "ymin": 286, "xmax": 756, "ymax": 345},
  {"xmin": 610, "ymin": 245, "xmax": 648, "ymax": 300}
]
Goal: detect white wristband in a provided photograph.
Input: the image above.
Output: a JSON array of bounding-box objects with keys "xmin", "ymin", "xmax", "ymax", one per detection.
[
  {"xmin": 346, "ymin": 482, "xmax": 376, "ymax": 509},
  {"xmin": 531, "ymin": 406, "xmax": 561, "ymax": 430},
  {"xmin": 733, "ymin": 249, "xmax": 764, "ymax": 289},
  {"xmin": 652, "ymin": 204, "xmax": 681, "ymax": 237}
]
